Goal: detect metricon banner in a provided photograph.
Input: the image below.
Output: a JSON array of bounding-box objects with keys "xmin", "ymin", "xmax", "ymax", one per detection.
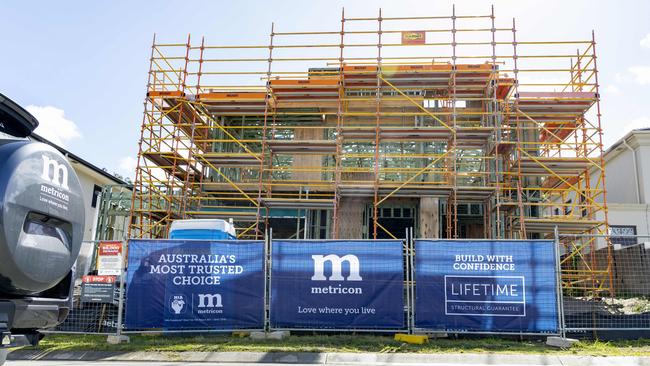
[
  {"xmin": 415, "ymin": 240, "xmax": 559, "ymax": 333},
  {"xmin": 125, "ymin": 239, "xmax": 265, "ymax": 330},
  {"xmin": 270, "ymin": 240, "xmax": 405, "ymax": 330},
  {"xmin": 123, "ymin": 238, "xmax": 558, "ymax": 333}
]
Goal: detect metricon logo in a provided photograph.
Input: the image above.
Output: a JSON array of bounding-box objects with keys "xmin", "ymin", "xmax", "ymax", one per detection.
[
  {"xmin": 311, "ymin": 254, "xmax": 362, "ymax": 281},
  {"xmin": 196, "ymin": 293, "xmax": 224, "ymax": 315},
  {"xmin": 197, "ymin": 293, "xmax": 223, "ymax": 308},
  {"xmin": 310, "ymin": 254, "xmax": 363, "ymax": 295},
  {"xmin": 41, "ymin": 154, "xmax": 69, "ymax": 190}
]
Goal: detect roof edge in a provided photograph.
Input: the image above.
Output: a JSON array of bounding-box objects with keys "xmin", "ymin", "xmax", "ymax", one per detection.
[{"xmin": 30, "ymin": 133, "xmax": 131, "ymax": 187}]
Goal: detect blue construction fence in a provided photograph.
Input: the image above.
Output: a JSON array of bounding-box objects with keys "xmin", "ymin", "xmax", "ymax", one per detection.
[{"xmin": 122, "ymin": 238, "xmax": 561, "ymax": 335}]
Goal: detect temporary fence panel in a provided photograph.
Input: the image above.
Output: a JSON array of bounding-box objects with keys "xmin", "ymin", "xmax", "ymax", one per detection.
[
  {"xmin": 414, "ymin": 240, "xmax": 559, "ymax": 334},
  {"xmin": 270, "ymin": 240, "xmax": 405, "ymax": 331},
  {"xmin": 124, "ymin": 239, "xmax": 265, "ymax": 330},
  {"xmin": 50, "ymin": 235, "xmax": 650, "ymax": 337},
  {"xmin": 562, "ymin": 234, "xmax": 650, "ymax": 334},
  {"xmin": 49, "ymin": 241, "xmax": 122, "ymax": 334}
]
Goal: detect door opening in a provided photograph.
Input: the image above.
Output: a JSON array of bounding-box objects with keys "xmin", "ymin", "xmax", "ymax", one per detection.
[{"xmin": 364, "ymin": 204, "xmax": 416, "ymax": 239}]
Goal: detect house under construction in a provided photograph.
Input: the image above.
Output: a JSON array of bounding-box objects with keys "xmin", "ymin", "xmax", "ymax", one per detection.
[{"xmin": 128, "ymin": 7, "xmax": 611, "ymax": 294}]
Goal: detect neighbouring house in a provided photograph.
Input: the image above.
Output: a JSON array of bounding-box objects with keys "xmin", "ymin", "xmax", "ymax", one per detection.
[
  {"xmin": 599, "ymin": 129, "xmax": 650, "ymax": 245},
  {"xmin": 582, "ymin": 128, "xmax": 650, "ymax": 296},
  {"xmin": 30, "ymin": 133, "xmax": 132, "ymax": 276},
  {"xmin": 31, "ymin": 133, "xmax": 130, "ymax": 241}
]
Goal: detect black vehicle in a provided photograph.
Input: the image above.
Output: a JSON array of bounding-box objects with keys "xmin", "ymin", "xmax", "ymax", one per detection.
[{"xmin": 0, "ymin": 94, "xmax": 85, "ymax": 364}]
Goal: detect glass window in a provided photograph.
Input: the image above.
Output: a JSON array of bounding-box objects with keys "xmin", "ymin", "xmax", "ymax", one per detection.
[
  {"xmin": 564, "ymin": 199, "xmax": 572, "ymax": 215},
  {"xmin": 610, "ymin": 225, "xmax": 637, "ymax": 246},
  {"xmin": 91, "ymin": 184, "xmax": 102, "ymax": 208}
]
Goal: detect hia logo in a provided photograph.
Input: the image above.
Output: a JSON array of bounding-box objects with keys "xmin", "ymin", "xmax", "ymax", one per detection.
[
  {"xmin": 310, "ymin": 254, "xmax": 364, "ymax": 295},
  {"xmin": 169, "ymin": 295, "xmax": 187, "ymax": 315}
]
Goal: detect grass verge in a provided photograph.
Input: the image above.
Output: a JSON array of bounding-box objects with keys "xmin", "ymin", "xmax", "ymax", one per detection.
[{"xmin": 16, "ymin": 334, "xmax": 650, "ymax": 356}]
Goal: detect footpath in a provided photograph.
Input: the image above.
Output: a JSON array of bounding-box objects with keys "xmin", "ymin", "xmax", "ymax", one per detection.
[{"xmin": 8, "ymin": 349, "xmax": 650, "ymax": 365}]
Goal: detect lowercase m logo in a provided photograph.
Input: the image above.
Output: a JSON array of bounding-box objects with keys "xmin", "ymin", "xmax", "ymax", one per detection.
[
  {"xmin": 311, "ymin": 254, "xmax": 362, "ymax": 281},
  {"xmin": 197, "ymin": 293, "xmax": 223, "ymax": 308},
  {"xmin": 41, "ymin": 155, "xmax": 69, "ymax": 190}
]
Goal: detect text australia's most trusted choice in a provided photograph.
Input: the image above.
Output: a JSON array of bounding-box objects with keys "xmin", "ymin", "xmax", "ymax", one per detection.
[
  {"xmin": 415, "ymin": 240, "xmax": 559, "ymax": 333},
  {"xmin": 125, "ymin": 240, "xmax": 265, "ymax": 329},
  {"xmin": 271, "ymin": 240, "xmax": 405, "ymax": 329}
]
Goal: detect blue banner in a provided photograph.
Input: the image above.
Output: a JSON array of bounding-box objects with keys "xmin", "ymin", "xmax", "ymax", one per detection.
[
  {"xmin": 271, "ymin": 240, "xmax": 404, "ymax": 329},
  {"xmin": 125, "ymin": 240, "xmax": 264, "ymax": 330},
  {"xmin": 415, "ymin": 240, "xmax": 558, "ymax": 333}
]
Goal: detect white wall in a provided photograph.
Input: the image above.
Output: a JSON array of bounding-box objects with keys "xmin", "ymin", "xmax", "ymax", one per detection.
[
  {"xmin": 601, "ymin": 146, "xmax": 638, "ymax": 204},
  {"xmin": 593, "ymin": 204, "xmax": 650, "ymax": 250},
  {"xmin": 607, "ymin": 204, "xmax": 650, "ymax": 237},
  {"xmin": 588, "ymin": 131, "xmax": 650, "ymax": 250},
  {"xmin": 70, "ymin": 165, "xmax": 124, "ymax": 277},
  {"xmin": 637, "ymin": 143, "xmax": 650, "ymax": 204},
  {"xmin": 73, "ymin": 167, "xmax": 101, "ymax": 241},
  {"xmin": 70, "ymin": 164, "xmax": 117, "ymax": 242}
]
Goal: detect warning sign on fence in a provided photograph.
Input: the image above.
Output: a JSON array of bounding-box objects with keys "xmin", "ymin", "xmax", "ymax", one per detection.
[
  {"xmin": 97, "ymin": 241, "xmax": 123, "ymax": 276},
  {"xmin": 81, "ymin": 275, "xmax": 116, "ymax": 303}
]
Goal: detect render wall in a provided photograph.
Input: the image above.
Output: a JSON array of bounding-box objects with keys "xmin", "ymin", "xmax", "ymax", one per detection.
[
  {"xmin": 638, "ymin": 144, "xmax": 650, "ymax": 204},
  {"xmin": 592, "ymin": 204, "xmax": 650, "ymax": 250},
  {"xmin": 601, "ymin": 147, "xmax": 639, "ymax": 204},
  {"xmin": 74, "ymin": 168, "xmax": 102, "ymax": 241}
]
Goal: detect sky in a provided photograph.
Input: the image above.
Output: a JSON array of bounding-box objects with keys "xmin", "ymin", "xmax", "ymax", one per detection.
[{"xmin": 1, "ymin": 0, "xmax": 649, "ymax": 179}]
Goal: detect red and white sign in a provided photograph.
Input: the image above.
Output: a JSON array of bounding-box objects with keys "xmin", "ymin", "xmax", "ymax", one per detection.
[
  {"xmin": 82, "ymin": 275, "xmax": 116, "ymax": 284},
  {"xmin": 97, "ymin": 241, "xmax": 123, "ymax": 276},
  {"xmin": 81, "ymin": 275, "xmax": 117, "ymax": 303}
]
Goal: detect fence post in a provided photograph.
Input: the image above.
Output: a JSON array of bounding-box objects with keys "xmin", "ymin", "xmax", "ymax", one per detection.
[
  {"xmin": 405, "ymin": 228, "xmax": 411, "ymax": 334},
  {"xmin": 266, "ymin": 228, "xmax": 273, "ymax": 333},
  {"xmin": 553, "ymin": 226, "xmax": 566, "ymax": 339},
  {"xmin": 410, "ymin": 227, "xmax": 415, "ymax": 333},
  {"xmin": 107, "ymin": 240, "xmax": 129, "ymax": 344}
]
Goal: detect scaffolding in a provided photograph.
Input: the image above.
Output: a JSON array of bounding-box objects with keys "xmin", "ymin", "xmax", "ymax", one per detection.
[
  {"xmin": 128, "ymin": 6, "xmax": 611, "ymax": 295},
  {"xmin": 95, "ymin": 184, "xmax": 133, "ymax": 241}
]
